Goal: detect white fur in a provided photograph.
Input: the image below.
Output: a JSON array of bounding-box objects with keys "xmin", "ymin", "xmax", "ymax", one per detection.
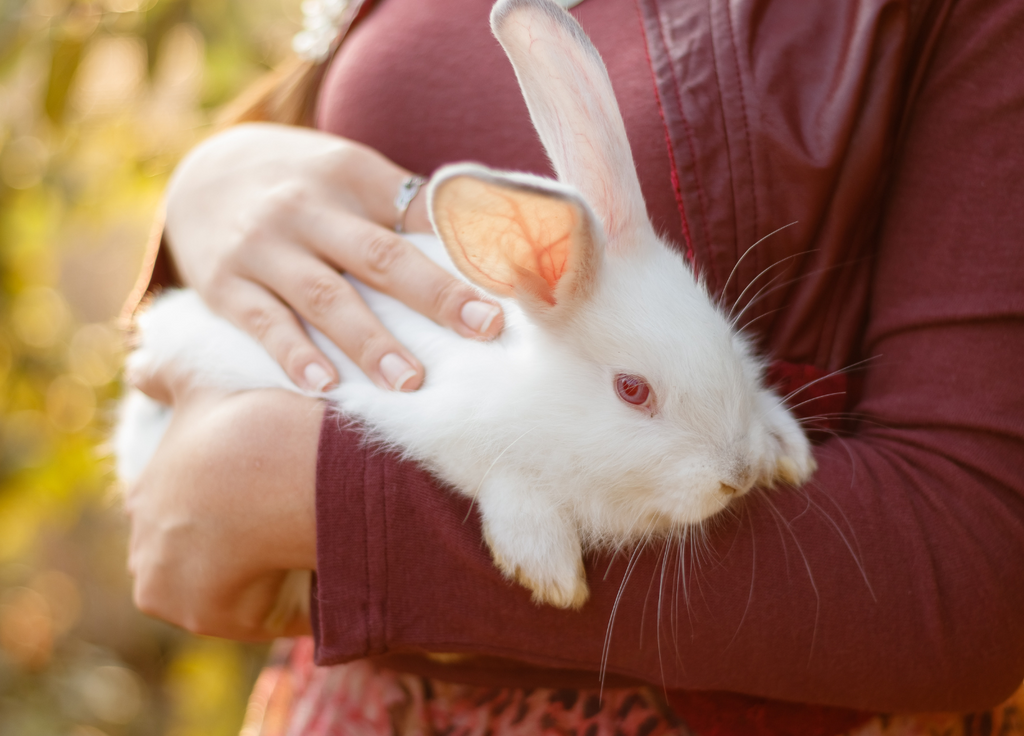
[{"xmin": 115, "ymin": 0, "xmax": 814, "ymax": 611}]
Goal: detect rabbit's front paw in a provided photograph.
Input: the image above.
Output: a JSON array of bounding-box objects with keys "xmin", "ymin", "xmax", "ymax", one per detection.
[
  {"xmin": 481, "ymin": 521, "xmax": 589, "ymax": 610},
  {"xmin": 775, "ymin": 453, "xmax": 816, "ymax": 486}
]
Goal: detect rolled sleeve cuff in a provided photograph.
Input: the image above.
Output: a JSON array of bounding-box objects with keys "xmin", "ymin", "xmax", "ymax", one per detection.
[{"xmin": 312, "ymin": 411, "xmax": 388, "ymax": 665}]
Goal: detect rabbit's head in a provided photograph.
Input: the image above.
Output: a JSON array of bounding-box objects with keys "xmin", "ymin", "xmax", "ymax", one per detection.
[{"xmin": 428, "ymin": 0, "xmax": 814, "ymax": 534}]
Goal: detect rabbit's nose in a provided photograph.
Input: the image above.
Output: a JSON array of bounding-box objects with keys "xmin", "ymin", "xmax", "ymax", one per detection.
[{"xmin": 719, "ymin": 466, "xmax": 756, "ymax": 496}]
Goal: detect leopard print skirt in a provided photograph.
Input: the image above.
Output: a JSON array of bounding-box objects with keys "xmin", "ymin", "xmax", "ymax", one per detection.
[{"xmin": 239, "ymin": 638, "xmax": 1024, "ymax": 736}]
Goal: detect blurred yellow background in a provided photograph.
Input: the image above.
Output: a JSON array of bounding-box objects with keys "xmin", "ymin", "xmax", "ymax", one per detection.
[{"xmin": 0, "ymin": 1, "xmax": 301, "ymax": 733}]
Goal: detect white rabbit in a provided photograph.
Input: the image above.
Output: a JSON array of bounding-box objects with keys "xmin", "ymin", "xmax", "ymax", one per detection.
[{"xmin": 115, "ymin": 0, "xmax": 815, "ymax": 618}]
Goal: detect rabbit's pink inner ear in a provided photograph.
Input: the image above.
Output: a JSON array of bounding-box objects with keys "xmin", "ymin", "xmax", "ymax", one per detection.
[
  {"xmin": 432, "ymin": 174, "xmax": 595, "ymax": 309},
  {"xmin": 491, "ymin": 0, "xmax": 651, "ymax": 250}
]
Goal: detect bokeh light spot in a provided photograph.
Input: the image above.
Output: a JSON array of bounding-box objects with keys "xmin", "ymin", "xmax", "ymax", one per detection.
[
  {"xmin": 0, "ymin": 410, "xmax": 52, "ymax": 472},
  {"xmin": 32, "ymin": 569, "xmax": 82, "ymax": 635},
  {"xmin": 70, "ymin": 726, "xmax": 110, "ymax": 736},
  {"xmin": 0, "ymin": 335, "xmax": 12, "ymax": 385},
  {"xmin": 46, "ymin": 375, "xmax": 96, "ymax": 433},
  {"xmin": 71, "ymin": 36, "xmax": 147, "ymax": 115},
  {"xmin": 12, "ymin": 286, "xmax": 71, "ymax": 350},
  {"xmin": 0, "ymin": 586, "xmax": 54, "ymax": 669},
  {"xmin": 78, "ymin": 664, "xmax": 144, "ymax": 724},
  {"xmin": 157, "ymin": 24, "xmax": 204, "ymax": 87},
  {"xmin": 69, "ymin": 322, "xmax": 123, "ymax": 386},
  {"xmin": 0, "ymin": 136, "xmax": 49, "ymax": 189}
]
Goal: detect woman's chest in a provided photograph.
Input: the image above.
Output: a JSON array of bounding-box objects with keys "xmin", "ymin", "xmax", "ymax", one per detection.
[{"xmin": 316, "ymin": 0, "xmax": 685, "ymax": 249}]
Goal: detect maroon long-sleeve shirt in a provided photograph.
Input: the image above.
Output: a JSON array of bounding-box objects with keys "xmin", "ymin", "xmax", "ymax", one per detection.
[{"xmin": 309, "ymin": 0, "xmax": 1024, "ymax": 719}]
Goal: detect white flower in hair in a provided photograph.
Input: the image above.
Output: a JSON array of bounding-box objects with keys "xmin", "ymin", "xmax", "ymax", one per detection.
[{"xmin": 293, "ymin": 0, "xmax": 350, "ymax": 61}]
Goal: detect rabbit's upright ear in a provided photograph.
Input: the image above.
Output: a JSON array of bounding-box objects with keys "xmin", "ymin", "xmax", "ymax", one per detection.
[
  {"xmin": 430, "ymin": 164, "xmax": 601, "ymax": 318},
  {"xmin": 491, "ymin": 0, "xmax": 651, "ymax": 251}
]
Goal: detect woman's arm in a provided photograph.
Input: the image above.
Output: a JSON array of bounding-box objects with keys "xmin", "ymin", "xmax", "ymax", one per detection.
[{"xmin": 124, "ymin": 363, "xmax": 321, "ymax": 641}]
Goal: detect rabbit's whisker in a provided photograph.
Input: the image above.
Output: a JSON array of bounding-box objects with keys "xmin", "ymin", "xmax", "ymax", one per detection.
[
  {"xmin": 601, "ymin": 519, "xmax": 655, "ymax": 696},
  {"xmin": 731, "ymin": 255, "xmax": 871, "ymax": 330},
  {"xmin": 655, "ymin": 533, "xmax": 673, "ymax": 689},
  {"xmin": 786, "ymin": 391, "xmax": 849, "ymax": 413},
  {"xmin": 780, "ymin": 356, "xmax": 878, "ymax": 403},
  {"xmin": 719, "ymin": 221, "xmax": 800, "ymax": 302},
  {"xmin": 668, "ymin": 531, "xmax": 684, "ymax": 670},
  {"xmin": 799, "ymin": 482, "xmax": 875, "ymax": 601},
  {"xmin": 798, "ymin": 415, "xmax": 891, "ymax": 437},
  {"xmin": 723, "ymin": 509, "xmax": 759, "ymax": 651},
  {"xmin": 760, "ymin": 491, "xmax": 821, "ymax": 665},
  {"xmin": 728, "ymin": 252, "xmax": 804, "ymax": 321},
  {"xmin": 735, "ymin": 305, "xmax": 785, "ymax": 333},
  {"xmin": 730, "ymin": 268, "xmax": 797, "ymax": 327},
  {"xmin": 672, "ymin": 532, "xmax": 701, "ymax": 668}
]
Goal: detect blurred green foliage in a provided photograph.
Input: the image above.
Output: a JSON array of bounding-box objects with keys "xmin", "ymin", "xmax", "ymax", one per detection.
[{"xmin": 0, "ymin": 0, "xmax": 300, "ymax": 733}]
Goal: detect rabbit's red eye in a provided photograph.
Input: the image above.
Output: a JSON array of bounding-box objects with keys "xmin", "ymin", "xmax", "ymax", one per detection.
[{"xmin": 615, "ymin": 374, "xmax": 651, "ymax": 407}]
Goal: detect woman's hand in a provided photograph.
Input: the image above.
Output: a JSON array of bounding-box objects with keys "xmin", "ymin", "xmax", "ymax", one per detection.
[
  {"xmin": 164, "ymin": 122, "xmax": 504, "ymax": 392},
  {"xmin": 123, "ymin": 361, "xmax": 322, "ymax": 640}
]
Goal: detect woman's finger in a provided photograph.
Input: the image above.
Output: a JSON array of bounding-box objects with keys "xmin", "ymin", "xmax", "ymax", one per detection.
[
  {"xmin": 301, "ymin": 211, "xmax": 505, "ymax": 341},
  {"xmin": 260, "ymin": 250, "xmax": 425, "ymax": 392},
  {"xmin": 211, "ymin": 277, "xmax": 341, "ymax": 392}
]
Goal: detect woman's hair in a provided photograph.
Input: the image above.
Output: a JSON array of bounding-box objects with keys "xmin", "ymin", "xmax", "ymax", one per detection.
[
  {"xmin": 216, "ymin": 55, "xmax": 330, "ymax": 128},
  {"xmin": 122, "ymin": 51, "xmax": 332, "ymax": 324}
]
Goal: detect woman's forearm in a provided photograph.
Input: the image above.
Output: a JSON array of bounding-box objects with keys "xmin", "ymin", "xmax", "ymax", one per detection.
[{"xmin": 311, "ymin": 376, "xmax": 1024, "ymax": 712}]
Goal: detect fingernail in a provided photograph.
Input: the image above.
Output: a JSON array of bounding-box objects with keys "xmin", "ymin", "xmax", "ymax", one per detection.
[
  {"xmin": 303, "ymin": 363, "xmax": 333, "ymax": 392},
  {"xmin": 461, "ymin": 300, "xmax": 500, "ymax": 335},
  {"xmin": 379, "ymin": 353, "xmax": 418, "ymax": 391}
]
